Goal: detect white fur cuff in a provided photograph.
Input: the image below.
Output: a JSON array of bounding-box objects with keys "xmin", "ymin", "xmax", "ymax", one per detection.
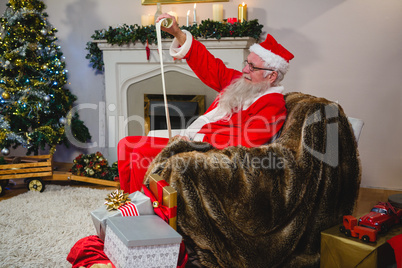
[{"xmin": 169, "ymin": 30, "xmax": 193, "ymax": 60}]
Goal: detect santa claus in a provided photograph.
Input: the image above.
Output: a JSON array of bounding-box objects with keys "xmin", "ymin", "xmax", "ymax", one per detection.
[{"xmin": 117, "ymin": 14, "xmax": 294, "ymax": 194}]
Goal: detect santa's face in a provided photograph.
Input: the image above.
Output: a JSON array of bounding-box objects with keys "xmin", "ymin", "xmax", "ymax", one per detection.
[{"xmin": 242, "ymin": 52, "xmax": 272, "ymax": 84}]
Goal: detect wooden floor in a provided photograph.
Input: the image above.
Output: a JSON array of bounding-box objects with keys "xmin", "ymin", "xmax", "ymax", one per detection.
[{"xmin": 1, "ymin": 179, "xmax": 401, "ymax": 217}]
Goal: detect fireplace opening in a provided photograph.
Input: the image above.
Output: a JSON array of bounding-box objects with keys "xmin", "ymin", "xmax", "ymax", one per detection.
[{"xmin": 144, "ymin": 94, "xmax": 205, "ymax": 135}]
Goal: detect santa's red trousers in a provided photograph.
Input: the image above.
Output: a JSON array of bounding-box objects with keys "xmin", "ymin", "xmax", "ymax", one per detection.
[{"xmin": 117, "ymin": 136, "xmax": 169, "ymax": 193}]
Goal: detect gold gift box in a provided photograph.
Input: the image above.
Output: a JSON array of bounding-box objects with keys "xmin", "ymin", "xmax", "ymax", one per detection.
[
  {"xmin": 320, "ymin": 224, "xmax": 400, "ymax": 267},
  {"xmin": 148, "ymin": 174, "xmax": 177, "ymax": 230}
]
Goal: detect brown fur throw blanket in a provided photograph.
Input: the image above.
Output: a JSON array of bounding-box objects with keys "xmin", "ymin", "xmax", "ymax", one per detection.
[{"xmin": 144, "ymin": 92, "xmax": 361, "ymax": 267}]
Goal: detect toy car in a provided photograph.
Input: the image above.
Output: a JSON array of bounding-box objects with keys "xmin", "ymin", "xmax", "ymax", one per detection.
[
  {"xmin": 358, "ymin": 202, "xmax": 402, "ymax": 233},
  {"xmin": 340, "ymin": 215, "xmax": 377, "ymax": 242},
  {"xmin": 340, "ymin": 202, "xmax": 402, "ymax": 242}
]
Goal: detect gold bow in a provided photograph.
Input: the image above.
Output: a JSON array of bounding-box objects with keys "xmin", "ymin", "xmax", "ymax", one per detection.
[{"xmin": 104, "ymin": 189, "xmax": 131, "ymax": 211}]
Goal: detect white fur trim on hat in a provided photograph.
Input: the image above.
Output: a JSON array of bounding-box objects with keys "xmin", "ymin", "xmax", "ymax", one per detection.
[{"xmin": 249, "ymin": 44, "xmax": 289, "ymax": 74}]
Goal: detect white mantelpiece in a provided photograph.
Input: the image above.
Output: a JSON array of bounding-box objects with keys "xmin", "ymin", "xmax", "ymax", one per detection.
[{"xmin": 97, "ymin": 37, "xmax": 254, "ymax": 163}]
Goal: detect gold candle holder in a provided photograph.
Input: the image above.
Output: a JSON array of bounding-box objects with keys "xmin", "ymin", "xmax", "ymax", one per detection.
[{"xmin": 238, "ymin": 2, "xmax": 247, "ymax": 23}]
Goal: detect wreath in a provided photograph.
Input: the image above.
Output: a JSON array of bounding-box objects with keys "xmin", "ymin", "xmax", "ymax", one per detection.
[{"xmin": 70, "ymin": 152, "xmax": 118, "ymax": 181}]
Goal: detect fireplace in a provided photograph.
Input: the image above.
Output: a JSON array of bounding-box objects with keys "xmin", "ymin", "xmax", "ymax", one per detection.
[
  {"xmin": 126, "ymin": 70, "xmax": 212, "ymax": 138},
  {"xmin": 144, "ymin": 94, "xmax": 205, "ymax": 134},
  {"xmin": 97, "ymin": 37, "xmax": 253, "ymax": 162}
]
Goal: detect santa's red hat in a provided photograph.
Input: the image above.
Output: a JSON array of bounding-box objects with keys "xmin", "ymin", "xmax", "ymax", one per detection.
[{"xmin": 249, "ymin": 34, "xmax": 294, "ymax": 74}]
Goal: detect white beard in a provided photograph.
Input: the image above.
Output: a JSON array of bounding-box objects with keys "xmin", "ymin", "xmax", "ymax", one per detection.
[{"xmin": 216, "ymin": 77, "xmax": 271, "ymax": 120}]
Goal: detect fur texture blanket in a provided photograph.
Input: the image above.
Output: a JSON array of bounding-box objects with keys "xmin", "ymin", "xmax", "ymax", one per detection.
[{"xmin": 145, "ymin": 92, "xmax": 361, "ymax": 268}]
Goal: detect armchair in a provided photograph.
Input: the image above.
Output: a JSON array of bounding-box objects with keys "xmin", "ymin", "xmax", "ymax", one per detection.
[{"xmin": 144, "ymin": 92, "xmax": 362, "ymax": 267}]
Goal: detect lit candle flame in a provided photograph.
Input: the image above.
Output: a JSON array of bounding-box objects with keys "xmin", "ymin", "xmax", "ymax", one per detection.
[
  {"xmin": 194, "ymin": 3, "xmax": 196, "ymax": 9},
  {"xmin": 238, "ymin": 2, "xmax": 247, "ymax": 23},
  {"xmin": 187, "ymin": 10, "xmax": 190, "ymax": 16}
]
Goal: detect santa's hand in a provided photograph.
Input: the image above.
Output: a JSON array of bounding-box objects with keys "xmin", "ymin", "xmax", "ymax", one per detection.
[
  {"xmin": 156, "ymin": 13, "xmax": 186, "ymax": 44},
  {"xmin": 156, "ymin": 14, "xmax": 176, "ymax": 33}
]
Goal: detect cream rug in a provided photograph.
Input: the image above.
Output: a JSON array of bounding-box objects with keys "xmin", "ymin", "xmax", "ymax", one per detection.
[{"xmin": 0, "ymin": 184, "xmax": 113, "ymax": 267}]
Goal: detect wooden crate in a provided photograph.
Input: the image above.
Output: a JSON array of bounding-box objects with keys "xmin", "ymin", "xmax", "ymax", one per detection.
[
  {"xmin": 0, "ymin": 158, "xmax": 120, "ymax": 188},
  {"xmin": 0, "ymin": 155, "xmax": 52, "ymax": 180}
]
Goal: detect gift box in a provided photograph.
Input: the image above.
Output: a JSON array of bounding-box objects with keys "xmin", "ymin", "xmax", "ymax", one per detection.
[
  {"xmin": 144, "ymin": 174, "xmax": 177, "ymax": 230},
  {"xmin": 104, "ymin": 215, "xmax": 182, "ymax": 268},
  {"xmin": 320, "ymin": 224, "xmax": 400, "ymax": 268},
  {"xmin": 91, "ymin": 191, "xmax": 155, "ymax": 240}
]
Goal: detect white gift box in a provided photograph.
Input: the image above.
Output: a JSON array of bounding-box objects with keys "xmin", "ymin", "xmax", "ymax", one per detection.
[
  {"xmin": 91, "ymin": 191, "xmax": 155, "ymax": 240},
  {"xmin": 104, "ymin": 215, "xmax": 182, "ymax": 268}
]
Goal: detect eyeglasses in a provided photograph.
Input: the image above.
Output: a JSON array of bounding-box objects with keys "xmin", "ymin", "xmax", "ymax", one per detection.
[{"xmin": 243, "ymin": 60, "xmax": 275, "ymax": 72}]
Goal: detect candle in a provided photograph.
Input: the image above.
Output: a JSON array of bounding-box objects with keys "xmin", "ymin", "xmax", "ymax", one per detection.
[
  {"xmin": 238, "ymin": 2, "xmax": 247, "ymax": 23},
  {"xmin": 149, "ymin": 14, "xmax": 155, "ymax": 25},
  {"xmin": 141, "ymin": 15, "xmax": 148, "ymax": 26},
  {"xmin": 141, "ymin": 14, "xmax": 154, "ymax": 26},
  {"xmin": 186, "ymin": 10, "xmax": 190, "ymax": 27},
  {"xmin": 212, "ymin": 4, "xmax": 223, "ymax": 22},
  {"xmin": 193, "ymin": 3, "xmax": 197, "ymax": 25}
]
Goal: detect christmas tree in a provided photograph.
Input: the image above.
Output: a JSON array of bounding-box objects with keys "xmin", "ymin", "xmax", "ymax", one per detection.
[{"xmin": 0, "ymin": 0, "xmax": 91, "ymax": 156}]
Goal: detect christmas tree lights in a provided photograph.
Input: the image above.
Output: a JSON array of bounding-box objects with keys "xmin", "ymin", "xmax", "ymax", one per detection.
[{"xmin": 0, "ymin": 0, "xmax": 91, "ymax": 155}]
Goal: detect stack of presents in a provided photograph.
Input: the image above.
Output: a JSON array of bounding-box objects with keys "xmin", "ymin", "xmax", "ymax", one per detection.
[{"xmin": 89, "ymin": 174, "xmax": 183, "ymax": 268}]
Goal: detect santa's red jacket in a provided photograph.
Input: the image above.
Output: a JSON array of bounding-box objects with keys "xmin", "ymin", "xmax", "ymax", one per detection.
[
  {"xmin": 172, "ymin": 30, "xmax": 287, "ymax": 149},
  {"xmin": 117, "ymin": 31, "xmax": 287, "ymax": 193}
]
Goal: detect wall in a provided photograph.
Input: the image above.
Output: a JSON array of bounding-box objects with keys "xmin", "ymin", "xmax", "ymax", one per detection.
[{"xmin": 0, "ymin": 0, "xmax": 401, "ymax": 190}]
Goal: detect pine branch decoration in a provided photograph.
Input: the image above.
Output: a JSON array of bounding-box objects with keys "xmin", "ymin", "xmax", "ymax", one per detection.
[{"xmin": 86, "ymin": 19, "xmax": 263, "ymax": 72}]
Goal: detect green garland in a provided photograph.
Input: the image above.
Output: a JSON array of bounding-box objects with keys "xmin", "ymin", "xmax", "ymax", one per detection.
[{"xmin": 86, "ymin": 19, "xmax": 263, "ymax": 71}]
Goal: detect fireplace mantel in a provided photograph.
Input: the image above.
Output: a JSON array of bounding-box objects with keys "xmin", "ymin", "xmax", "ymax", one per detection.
[{"xmin": 97, "ymin": 37, "xmax": 254, "ymax": 162}]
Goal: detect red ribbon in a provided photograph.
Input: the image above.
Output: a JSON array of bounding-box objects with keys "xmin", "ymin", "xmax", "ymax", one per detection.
[
  {"xmin": 142, "ymin": 184, "xmax": 177, "ymax": 224},
  {"xmin": 118, "ymin": 202, "xmax": 139, "ymax": 217}
]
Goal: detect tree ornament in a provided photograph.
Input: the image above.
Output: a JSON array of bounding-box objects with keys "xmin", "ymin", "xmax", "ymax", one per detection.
[
  {"xmin": 59, "ymin": 116, "xmax": 67, "ymax": 125},
  {"xmin": 2, "ymin": 92, "xmax": 10, "ymax": 99},
  {"xmin": 1, "ymin": 148, "xmax": 10, "ymax": 156},
  {"xmin": 0, "ymin": 1, "xmax": 90, "ymax": 155},
  {"xmin": 153, "ymin": 201, "xmax": 159, "ymax": 208}
]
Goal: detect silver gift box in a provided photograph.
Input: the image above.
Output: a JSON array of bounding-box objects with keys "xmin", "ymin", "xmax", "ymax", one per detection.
[
  {"xmin": 91, "ymin": 191, "xmax": 155, "ymax": 240},
  {"xmin": 104, "ymin": 215, "xmax": 182, "ymax": 268}
]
